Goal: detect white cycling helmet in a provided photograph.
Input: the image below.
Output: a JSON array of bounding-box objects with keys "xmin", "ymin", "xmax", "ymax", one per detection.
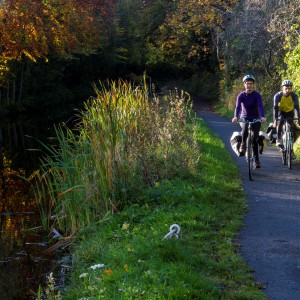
[
  {"xmin": 281, "ymin": 79, "xmax": 293, "ymax": 86},
  {"xmin": 243, "ymin": 74, "xmax": 255, "ymax": 83}
]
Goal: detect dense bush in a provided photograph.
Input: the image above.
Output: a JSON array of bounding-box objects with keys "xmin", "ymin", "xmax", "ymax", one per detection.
[{"xmin": 34, "ymin": 79, "xmax": 200, "ymax": 235}]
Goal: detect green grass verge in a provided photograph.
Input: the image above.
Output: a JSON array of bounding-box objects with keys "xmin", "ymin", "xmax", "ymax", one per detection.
[{"xmin": 47, "ymin": 118, "xmax": 267, "ymax": 300}]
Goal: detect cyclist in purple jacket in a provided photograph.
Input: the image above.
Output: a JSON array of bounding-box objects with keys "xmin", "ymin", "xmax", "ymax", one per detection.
[{"xmin": 232, "ymin": 74, "xmax": 267, "ymax": 168}]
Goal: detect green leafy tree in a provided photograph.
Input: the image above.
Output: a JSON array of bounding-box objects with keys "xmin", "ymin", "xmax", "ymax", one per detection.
[
  {"xmin": 146, "ymin": 0, "xmax": 238, "ymax": 72},
  {"xmin": 268, "ymin": 0, "xmax": 300, "ymax": 92}
]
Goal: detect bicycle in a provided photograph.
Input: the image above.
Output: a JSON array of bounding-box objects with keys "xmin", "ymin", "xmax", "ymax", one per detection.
[
  {"xmin": 277, "ymin": 117, "xmax": 297, "ymax": 169},
  {"xmin": 239, "ymin": 119, "xmax": 262, "ymax": 181}
]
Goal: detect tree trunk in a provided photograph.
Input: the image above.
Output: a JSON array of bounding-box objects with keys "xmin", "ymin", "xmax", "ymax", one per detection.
[
  {"xmin": 12, "ymin": 78, "xmax": 16, "ymax": 104},
  {"xmin": 18, "ymin": 63, "xmax": 24, "ymax": 103}
]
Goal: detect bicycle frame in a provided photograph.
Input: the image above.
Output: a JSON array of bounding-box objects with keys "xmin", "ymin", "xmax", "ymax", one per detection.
[
  {"xmin": 279, "ymin": 117, "xmax": 297, "ymax": 169},
  {"xmin": 239, "ymin": 119, "xmax": 261, "ymax": 181}
]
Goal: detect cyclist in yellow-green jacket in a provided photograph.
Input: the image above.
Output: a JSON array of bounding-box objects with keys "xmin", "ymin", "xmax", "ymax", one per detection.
[{"xmin": 273, "ymin": 79, "xmax": 300, "ymax": 149}]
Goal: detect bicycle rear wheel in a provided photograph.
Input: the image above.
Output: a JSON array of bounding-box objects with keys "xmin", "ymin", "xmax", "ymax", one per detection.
[{"xmin": 246, "ymin": 137, "xmax": 253, "ymax": 181}]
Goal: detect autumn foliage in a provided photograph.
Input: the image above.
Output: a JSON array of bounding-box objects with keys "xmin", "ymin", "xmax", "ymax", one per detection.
[
  {"xmin": 147, "ymin": 0, "xmax": 238, "ymax": 67},
  {"xmin": 0, "ymin": 0, "xmax": 116, "ymax": 62}
]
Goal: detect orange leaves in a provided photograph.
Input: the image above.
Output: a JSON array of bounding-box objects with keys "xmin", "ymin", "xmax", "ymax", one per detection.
[
  {"xmin": 103, "ymin": 269, "xmax": 113, "ymax": 276},
  {"xmin": 0, "ymin": 0, "xmax": 117, "ymax": 62}
]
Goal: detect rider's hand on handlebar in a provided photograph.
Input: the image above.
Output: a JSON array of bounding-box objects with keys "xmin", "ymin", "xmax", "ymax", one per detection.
[
  {"xmin": 261, "ymin": 117, "xmax": 266, "ymax": 123},
  {"xmin": 232, "ymin": 117, "xmax": 238, "ymax": 124}
]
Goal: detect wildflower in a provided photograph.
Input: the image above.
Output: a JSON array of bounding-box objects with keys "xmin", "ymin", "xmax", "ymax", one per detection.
[
  {"xmin": 123, "ymin": 264, "xmax": 129, "ymax": 272},
  {"xmin": 104, "ymin": 269, "xmax": 113, "ymax": 276},
  {"xmin": 79, "ymin": 273, "xmax": 88, "ymax": 278},
  {"xmin": 90, "ymin": 264, "xmax": 105, "ymax": 270}
]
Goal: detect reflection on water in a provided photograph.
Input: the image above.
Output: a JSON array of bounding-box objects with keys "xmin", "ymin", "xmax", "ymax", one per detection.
[
  {"xmin": 0, "ymin": 214, "xmax": 58, "ymax": 299},
  {"xmin": 0, "ymin": 116, "xmax": 71, "ymax": 299}
]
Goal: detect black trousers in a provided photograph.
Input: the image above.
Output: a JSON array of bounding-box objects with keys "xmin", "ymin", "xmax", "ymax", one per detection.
[
  {"xmin": 239, "ymin": 117, "xmax": 261, "ymax": 160},
  {"xmin": 277, "ymin": 111, "xmax": 296, "ymax": 142}
]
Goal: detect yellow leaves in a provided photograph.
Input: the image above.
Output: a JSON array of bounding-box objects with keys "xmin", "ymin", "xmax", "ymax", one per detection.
[
  {"xmin": 176, "ymin": 0, "xmax": 237, "ymax": 28},
  {"xmin": 219, "ymin": 60, "xmax": 225, "ymax": 71},
  {"xmin": 123, "ymin": 264, "xmax": 129, "ymax": 272},
  {"xmin": 122, "ymin": 223, "xmax": 130, "ymax": 230},
  {"xmin": 151, "ymin": 0, "xmax": 239, "ymax": 67},
  {"xmin": 22, "ymin": 50, "xmax": 37, "ymax": 62}
]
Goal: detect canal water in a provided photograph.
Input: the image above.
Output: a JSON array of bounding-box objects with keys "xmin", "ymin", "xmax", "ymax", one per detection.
[{"xmin": 0, "ymin": 114, "xmax": 74, "ymax": 299}]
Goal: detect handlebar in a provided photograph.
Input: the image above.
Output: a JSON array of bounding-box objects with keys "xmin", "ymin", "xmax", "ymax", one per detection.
[
  {"xmin": 238, "ymin": 118, "xmax": 262, "ymax": 124},
  {"xmin": 274, "ymin": 117, "xmax": 299, "ymax": 127},
  {"xmin": 276, "ymin": 117, "xmax": 298, "ymax": 121}
]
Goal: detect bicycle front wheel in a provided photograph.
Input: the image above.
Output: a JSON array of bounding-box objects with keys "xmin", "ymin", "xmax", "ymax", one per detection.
[
  {"xmin": 287, "ymin": 135, "xmax": 292, "ymax": 169},
  {"xmin": 282, "ymin": 136, "xmax": 287, "ymax": 165},
  {"xmin": 246, "ymin": 137, "xmax": 253, "ymax": 181},
  {"xmin": 282, "ymin": 150, "xmax": 287, "ymax": 165}
]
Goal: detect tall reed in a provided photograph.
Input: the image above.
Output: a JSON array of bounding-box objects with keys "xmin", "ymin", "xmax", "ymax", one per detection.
[{"xmin": 34, "ymin": 78, "xmax": 200, "ymax": 236}]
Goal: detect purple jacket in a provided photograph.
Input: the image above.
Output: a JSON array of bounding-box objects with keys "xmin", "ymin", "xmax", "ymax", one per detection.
[{"xmin": 234, "ymin": 90, "xmax": 265, "ymax": 119}]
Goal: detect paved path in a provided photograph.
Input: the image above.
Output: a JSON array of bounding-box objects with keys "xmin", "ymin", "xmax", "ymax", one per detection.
[{"xmin": 193, "ymin": 98, "xmax": 300, "ymax": 300}]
